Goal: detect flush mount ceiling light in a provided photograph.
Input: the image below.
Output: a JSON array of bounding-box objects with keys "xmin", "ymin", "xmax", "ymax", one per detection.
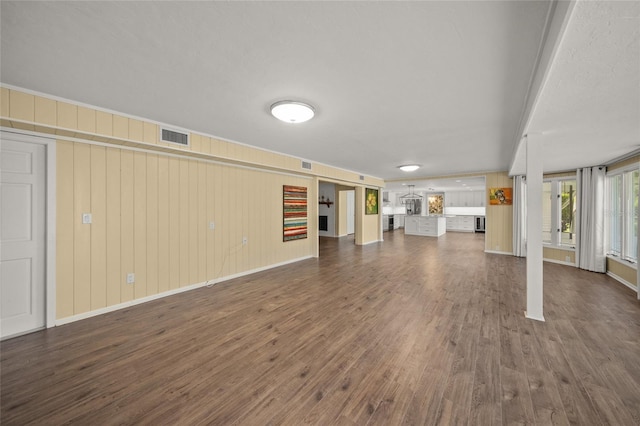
[
  {"xmin": 398, "ymin": 164, "xmax": 420, "ymax": 172},
  {"xmin": 270, "ymin": 101, "xmax": 315, "ymax": 124}
]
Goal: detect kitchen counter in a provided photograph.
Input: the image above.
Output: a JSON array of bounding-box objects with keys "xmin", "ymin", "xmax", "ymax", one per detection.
[{"xmin": 404, "ymin": 215, "xmax": 446, "ymax": 237}]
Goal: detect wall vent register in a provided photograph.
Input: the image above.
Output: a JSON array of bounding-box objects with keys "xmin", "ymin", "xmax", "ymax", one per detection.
[{"xmin": 160, "ymin": 127, "xmax": 189, "ymax": 146}]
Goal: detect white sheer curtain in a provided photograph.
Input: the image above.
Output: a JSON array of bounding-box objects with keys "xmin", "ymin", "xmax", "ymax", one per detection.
[
  {"xmin": 513, "ymin": 175, "xmax": 527, "ymax": 257},
  {"xmin": 576, "ymin": 166, "xmax": 606, "ymax": 272}
]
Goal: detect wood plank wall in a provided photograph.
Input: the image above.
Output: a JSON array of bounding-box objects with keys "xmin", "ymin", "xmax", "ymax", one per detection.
[
  {"xmin": 56, "ymin": 141, "xmax": 313, "ymax": 319},
  {"xmin": 485, "ymin": 171, "xmax": 513, "ymax": 253},
  {"xmin": 0, "ymin": 87, "xmax": 384, "ymax": 188},
  {"xmin": 0, "ymin": 86, "xmax": 392, "ymax": 320}
]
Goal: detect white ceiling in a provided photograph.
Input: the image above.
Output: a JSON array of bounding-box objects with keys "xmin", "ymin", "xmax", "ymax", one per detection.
[
  {"xmin": 510, "ymin": 0, "xmax": 640, "ymax": 175},
  {"xmin": 1, "ymin": 1, "xmax": 638, "ymax": 181}
]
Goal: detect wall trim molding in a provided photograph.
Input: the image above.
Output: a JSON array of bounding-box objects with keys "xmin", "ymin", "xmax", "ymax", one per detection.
[
  {"xmin": 1, "ymin": 126, "xmax": 314, "ymax": 182},
  {"xmin": 606, "ymin": 271, "xmax": 638, "ymax": 293},
  {"xmin": 543, "ymin": 258, "xmax": 576, "ymax": 267},
  {"xmin": 55, "ymin": 255, "xmax": 313, "ymax": 327},
  {"xmin": 484, "ymin": 250, "xmax": 512, "ymax": 256},
  {"xmin": 1, "ymin": 83, "xmax": 384, "ymax": 184},
  {"xmin": 358, "ymin": 239, "xmax": 383, "ymax": 246}
]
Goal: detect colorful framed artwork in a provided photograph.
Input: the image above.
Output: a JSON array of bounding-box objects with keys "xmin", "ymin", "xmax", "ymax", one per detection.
[
  {"xmin": 428, "ymin": 194, "xmax": 444, "ymax": 214},
  {"xmin": 365, "ymin": 188, "xmax": 378, "ymax": 215},
  {"xmin": 283, "ymin": 185, "xmax": 308, "ymax": 241},
  {"xmin": 489, "ymin": 187, "xmax": 512, "ymax": 205}
]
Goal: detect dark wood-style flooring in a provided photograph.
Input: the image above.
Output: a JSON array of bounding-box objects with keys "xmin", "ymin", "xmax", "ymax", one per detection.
[{"xmin": 2, "ymin": 231, "xmax": 639, "ymax": 425}]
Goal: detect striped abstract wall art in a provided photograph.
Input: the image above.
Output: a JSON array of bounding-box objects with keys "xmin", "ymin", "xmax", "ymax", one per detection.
[{"xmin": 283, "ymin": 185, "xmax": 308, "ymax": 241}]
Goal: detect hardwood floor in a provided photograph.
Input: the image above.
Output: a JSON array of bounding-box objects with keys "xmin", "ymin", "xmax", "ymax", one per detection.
[{"xmin": 2, "ymin": 231, "xmax": 639, "ymax": 425}]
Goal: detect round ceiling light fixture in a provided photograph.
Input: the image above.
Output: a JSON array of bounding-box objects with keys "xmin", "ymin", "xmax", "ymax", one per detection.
[
  {"xmin": 398, "ymin": 164, "xmax": 421, "ymax": 172},
  {"xmin": 270, "ymin": 101, "xmax": 315, "ymax": 124}
]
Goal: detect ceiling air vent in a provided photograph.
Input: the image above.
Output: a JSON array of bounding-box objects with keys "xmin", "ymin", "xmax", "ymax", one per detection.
[
  {"xmin": 160, "ymin": 127, "xmax": 189, "ymax": 146},
  {"xmin": 359, "ymin": 175, "xmax": 365, "ymax": 181},
  {"xmin": 301, "ymin": 161, "xmax": 312, "ymax": 170}
]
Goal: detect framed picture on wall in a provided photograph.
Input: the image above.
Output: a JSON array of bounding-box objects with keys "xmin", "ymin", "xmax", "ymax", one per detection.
[
  {"xmin": 489, "ymin": 187, "xmax": 512, "ymax": 205},
  {"xmin": 283, "ymin": 185, "xmax": 308, "ymax": 241},
  {"xmin": 365, "ymin": 188, "xmax": 378, "ymax": 215}
]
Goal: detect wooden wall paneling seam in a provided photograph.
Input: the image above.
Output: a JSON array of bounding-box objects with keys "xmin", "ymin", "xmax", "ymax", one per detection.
[
  {"xmin": 188, "ymin": 160, "xmax": 199, "ymax": 286},
  {"xmin": 34, "ymin": 96, "xmax": 56, "ymax": 126},
  {"xmin": 221, "ymin": 164, "xmax": 230, "ymax": 278},
  {"xmin": 133, "ymin": 152, "xmax": 148, "ymax": 299},
  {"xmin": 120, "ymin": 150, "xmax": 134, "ymax": 302},
  {"xmin": 56, "ymin": 141, "xmax": 75, "ymax": 318},
  {"xmin": 179, "ymin": 159, "xmax": 189, "ymax": 287},
  {"xmin": 168, "ymin": 157, "xmax": 180, "ymax": 290},
  {"xmin": 197, "ymin": 161, "xmax": 207, "ymax": 284},
  {"xmin": 77, "ymin": 107, "xmax": 96, "ymax": 134},
  {"xmin": 57, "ymin": 102, "xmax": 77, "ymax": 131},
  {"xmin": 146, "ymin": 154, "xmax": 159, "ymax": 296},
  {"xmin": 95, "ymin": 111, "xmax": 113, "ymax": 136},
  {"xmin": 89, "ymin": 145, "xmax": 107, "ymax": 310},
  {"xmin": 73, "ymin": 143, "xmax": 91, "ymax": 314},
  {"xmin": 205, "ymin": 162, "xmax": 215, "ymax": 281},
  {"xmin": 157, "ymin": 155, "xmax": 170, "ymax": 293},
  {"xmin": 105, "ymin": 147, "xmax": 121, "ymax": 306},
  {"xmin": 9, "ymin": 90, "xmax": 34, "ymax": 122}
]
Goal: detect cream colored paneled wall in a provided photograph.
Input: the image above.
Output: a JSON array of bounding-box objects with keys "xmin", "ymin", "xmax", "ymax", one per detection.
[
  {"xmin": 56, "ymin": 141, "xmax": 313, "ymax": 319},
  {"xmin": 1, "ymin": 87, "xmax": 384, "ymax": 188},
  {"xmin": 606, "ymin": 259, "xmax": 637, "ymax": 287},
  {"xmin": 543, "ymin": 247, "xmax": 575, "ymax": 264},
  {"xmin": 1, "ymin": 86, "xmax": 386, "ymax": 320},
  {"xmin": 485, "ymin": 172, "xmax": 513, "ymax": 253}
]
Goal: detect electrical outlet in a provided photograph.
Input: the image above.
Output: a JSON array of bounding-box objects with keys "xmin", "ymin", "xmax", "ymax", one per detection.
[
  {"xmin": 209, "ymin": 221, "xmax": 215, "ymax": 230},
  {"xmin": 126, "ymin": 273, "xmax": 135, "ymax": 284},
  {"xmin": 565, "ymin": 256, "xmax": 571, "ymax": 262},
  {"xmin": 242, "ymin": 236, "xmax": 248, "ymax": 245},
  {"xmin": 82, "ymin": 213, "xmax": 92, "ymax": 224}
]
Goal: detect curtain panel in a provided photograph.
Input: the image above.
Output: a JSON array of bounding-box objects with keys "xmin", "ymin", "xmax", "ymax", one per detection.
[{"xmin": 576, "ymin": 166, "xmax": 606, "ymax": 272}]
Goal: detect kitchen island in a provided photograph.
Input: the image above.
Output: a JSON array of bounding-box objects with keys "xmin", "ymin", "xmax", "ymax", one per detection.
[{"xmin": 404, "ymin": 215, "xmax": 446, "ymax": 237}]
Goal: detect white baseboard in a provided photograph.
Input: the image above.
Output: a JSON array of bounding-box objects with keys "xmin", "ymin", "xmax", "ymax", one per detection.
[
  {"xmin": 606, "ymin": 271, "xmax": 638, "ymax": 293},
  {"xmin": 543, "ymin": 258, "xmax": 576, "ymax": 267},
  {"xmin": 484, "ymin": 250, "xmax": 512, "ymax": 255},
  {"xmin": 55, "ymin": 255, "xmax": 313, "ymax": 326},
  {"xmin": 360, "ymin": 239, "xmax": 383, "ymax": 246},
  {"xmin": 524, "ymin": 311, "xmax": 545, "ymax": 322}
]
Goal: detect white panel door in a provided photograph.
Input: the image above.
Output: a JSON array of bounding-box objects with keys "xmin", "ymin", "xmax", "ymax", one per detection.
[
  {"xmin": 1, "ymin": 139, "xmax": 46, "ymax": 339},
  {"xmin": 346, "ymin": 190, "xmax": 355, "ymax": 235}
]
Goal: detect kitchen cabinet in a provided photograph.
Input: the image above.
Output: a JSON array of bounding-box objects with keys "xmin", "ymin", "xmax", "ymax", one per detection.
[
  {"xmin": 445, "ymin": 190, "xmax": 484, "ymax": 207},
  {"xmin": 404, "ymin": 216, "xmax": 446, "ymax": 237},
  {"xmin": 446, "ymin": 215, "xmax": 475, "ymax": 232}
]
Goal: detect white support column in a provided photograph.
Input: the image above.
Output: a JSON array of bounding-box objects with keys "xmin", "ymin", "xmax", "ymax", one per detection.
[{"xmin": 525, "ymin": 135, "xmax": 545, "ymax": 321}]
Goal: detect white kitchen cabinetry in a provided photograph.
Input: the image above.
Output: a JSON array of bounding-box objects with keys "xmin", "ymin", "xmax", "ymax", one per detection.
[
  {"xmin": 445, "ymin": 215, "xmax": 475, "ymax": 232},
  {"xmin": 446, "ymin": 192, "xmax": 459, "ymax": 207},
  {"xmin": 445, "ymin": 191, "xmax": 484, "ymax": 207},
  {"xmin": 395, "ymin": 214, "xmax": 405, "ymax": 229},
  {"xmin": 404, "ymin": 216, "xmax": 446, "ymax": 237}
]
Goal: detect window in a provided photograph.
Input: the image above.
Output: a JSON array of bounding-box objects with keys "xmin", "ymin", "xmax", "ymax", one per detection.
[
  {"xmin": 542, "ymin": 178, "xmax": 577, "ymax": 248},
  {"xmin": 607, "ymin": 168, "xmax": 639, "ymax": 263}
]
